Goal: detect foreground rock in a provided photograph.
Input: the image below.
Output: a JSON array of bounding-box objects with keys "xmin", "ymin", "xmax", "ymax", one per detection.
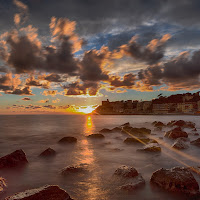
[
  {"xmin": 137, "ymin": 143, "xmax": 161, "ymax": 152},
  {"xmin": 114, "ymin": 165, "xmax": 145, "ymax": 191},
  {"xmin": 61, "ymin": 163, "xmax": 88, "ymax": 175},
  {"xmin": 58, "ymin": 137, "xmax": 77, "ymax": 144},
  {"xmin": 165, "ymin": 127, "xmax": 188, "ymax": 139},
  {"xmin": 0, "ymin": 177, "xmax": 6, "ymax": 194},
  {"xmin": 0, "ymin": 149, "xmax": 28, "ymax": 169},
  {"xmin": 99, "ymin": 128, "xmax": 112, "ymax": 133},
  {"xmin": 5, "ymin": 185, "xmax": 73, "ymax": 200},
  {"xmin": 150, "ymin": 167, "xmax": 199, "ymax": 196},
  {"xmin": 111, "ymin": 127, "xmax": 122, "ymax": 132},
  {"xmin": 87, "ymin": 133, "xmax": 104, "ymax": 139},
  {"xmin": 124, "ymin": 137, "xmax": 157, "ymax": 144},
  {"xmin": 167, "ymin": 120, "xmax": 195, "ymax": 129},
  {"xmin": 190, "ymin": 138, "xmax": 200, "ymax": 147},
  {"xmin": 172, "ymin": 138, "xmax": 189, "ymax": 149},
  {"xmin": 39, "ymin": 148, "xmax": 56, "ymax": 157}
]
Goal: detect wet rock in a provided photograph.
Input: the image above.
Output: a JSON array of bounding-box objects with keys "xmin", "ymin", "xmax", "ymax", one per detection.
[
  {"xmin": 165, "ymin": 127, "xmax": 188, "ymax": 139},
  {"xmin": 194, "ymin": 133, "xmax": 199, "ymax": 136},
  {"xmin": 150, "ymin": 167, "xmax": 199, "ymax": 196},
  {"xmin": 154, "ymin": 121, "xmax": 165, "ymax": 127},
  {"xmin": 124, "ymin": 137, "xmax": 157, "ymax": 144},
  {"xmin": 39, "ymin": 148, "xmax": 56, "ymax": 157},
  {"xmin": 193, "ymin": 128, "xmax": 197, "ymax": 132},
  {"xmin": 111, "ymin": 127, "xmax": 122, "ymax": 132},
  {"xmin": 120, "ymin": 175, "xmax": 145, "ymax": 191},
  {"xmin": 58, "ymin": 137, "xmax": 77, "ymax": 144},
  {"xmin": 87, "ymin": 133, "xmax": 105, "ymax": 139},
  {"xmin": 5, "ymin": 185, "xmax": 73, "ymax": 200},
  {"xmin": 121, "ymin": 122, "xmax": 130, "ymax": 127},
  {"xmin": 0, "ymin": 177, "xmax": 6, "ymax": 194},
  {"xmin": 114, "ymin": 165, "xmax": 138, "ymax": 178},
  {"xmin": 190, "ymin": 138, "xmax": 200, "ymax": 147},
  {"xmin": 99, "ymin": 128, "xmax": 112, "ymax": 133},
  {"xmin": 0, "ymin": 149, "xmax": 28, "ymax": 169},
  {"xmin": 167, "ymin": 120, "xmax": 195, "ymax": 129},
  {"xmin": 61, "ymin": 163, "xmax": 88, "ymax": 175},
  {"xmin": 137, "ymin": 143, "xmax": 161, "ymax": 152},
  {"xmin": 172, "ymin": 138, "xmax": 189, "ymax": 150}
]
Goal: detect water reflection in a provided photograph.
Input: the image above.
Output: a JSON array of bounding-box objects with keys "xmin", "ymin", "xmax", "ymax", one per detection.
[{"xmin": 77, "ymin": 115, "xmax": 106, "ymax": 200}]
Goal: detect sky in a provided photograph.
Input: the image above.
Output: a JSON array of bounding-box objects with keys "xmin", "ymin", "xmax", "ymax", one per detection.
[{"xmin": 1, "ymin": 0, "xmax": 200, "ymax": 114}]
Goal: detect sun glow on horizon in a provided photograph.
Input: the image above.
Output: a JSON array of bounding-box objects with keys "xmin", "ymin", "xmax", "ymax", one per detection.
[{"xmin": 77, "ymin": 105, "xmax": 97, "ymax": 114}]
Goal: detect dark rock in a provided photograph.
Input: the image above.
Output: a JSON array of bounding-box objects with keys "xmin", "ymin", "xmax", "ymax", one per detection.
[
  {"xmin": 191, "ymin": 138, "xmax": 200, "ymax": 147},
  {"xmin": 99, "ymin": 128, "xmax": 112, "ymax": 133},
  {"xmin": 150, "ymin": 167, "xmax": 199, "ymax": 196},
  {"xmin": 120, "ymin": 175, "xmax": 145, "ymax": 191},
  {"xmin": 114, "ymin": 165, "xmax": 138, "ymax": 178},
  {"xmin": 111, "ymin": 127, "xmax": 122, "ymax": 132},
  {"xmin": 172, "ymin": 138, "xmax": 189, "ymax": 149},
  {"xmin": 87, "ymin": 133, "xmax": 104, "ymax": 139},
  {"xmin": 0, "ymin": 177, "xmax": 6, "ymax": 194},
  {"xmin": 5, "ymin": 185, "xmax": 73, "ymax": 200},
  {"xmin": 193, "ymin": 128, "xmax": 197, "ymax": 132},
  {"xmin": 61, "ymin": 163, "xmax": 88, "ymax": 175},
  {"xmin": 58, "ymin": 137, "xmax": 77, "ymax": 144},
  {"xmin": 122, "ymin": 127, "xmax": 151, "ymax": 136},
  {"xmin": 121, "ymin": 122, "xmax": 130, "ymax": 127},
  {"xmin": 154, "ymin": 121, "xmax": 165, "ymax": 127},
  {"xmin": 165, "ymin": 127, "xmax": 188, "ymax": 139},
  {"xmin": 194, "ymin": 133, "xmax": 199, "ymax": 136},
  {"xmin": 137, "ymin": 143, "xmax": 161, "ymax": 152},
  {"xmin": 0, "ymin": 149, "xmax": 28, "ymax": 169},
  {"xmin": 167, "ymin": 120, "xmax": 195, "ymax": 129},
  {"xmin": 39, "ymin": 148, "xmax": 56, "ymax": 157}
]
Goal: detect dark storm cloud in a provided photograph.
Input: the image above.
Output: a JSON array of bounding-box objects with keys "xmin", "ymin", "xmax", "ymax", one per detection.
[
  {"xmin": 9, "ymin": 86, "xmax": 33, "ymax": 95},
  {"xmin": 138, "ymin": 50, "xmax": 200, "ymax": 90},
  {"xmin": 26, "ymin": 76, "xmax": 49, "ymax": 89},
  {"xmin": 42, "ymin": 73, "xmax": 63, "ymax": 82},
  {"xmin": 109, "ymin": 73, "xmax": 136, "ymax": 88},
  {"xmin": 80, "ymin": 48, "xmax": 109, "ymax": 82},
  {"xmin": 64, "ymin": 81, "xmax": 99, "ymax": 96}
]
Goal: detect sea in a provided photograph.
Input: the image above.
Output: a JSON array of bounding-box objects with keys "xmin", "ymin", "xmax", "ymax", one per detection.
[{"xmin": 0, "ymin": 114, "xmax": 200, "ymax": 200}]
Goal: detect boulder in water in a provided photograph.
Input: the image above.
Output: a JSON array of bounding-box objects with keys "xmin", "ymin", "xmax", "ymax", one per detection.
[
  {"xmin": 167, "ymin": 120, "xmax": 195, "ymax": 129},
  {"xmin": 172, "ymin": 138, "xmax": 189, "ymax": 149},
  {"xmin": 137, "ymin": 143, "xmax": 161, "ymax": 152},
  {"xmin": 190, "ymin": 138, "xmax": 200, "ymax": 147},
  {"xmin": 99, "ymin": 128, "xmax": 112, "ymax": 133},
  {"xmin": 151, "ymin": 167, "xmax": 199, "ymax": 196},
  {"xmin": 39, "ymin": 148, "xmax": 56, "ymax": 157},
  {"xmin": 114, "ymin": 165, "xmax": 138, "ymax": 178},
  {"xmin": 87, "ymin": 133, "xmax": 104, "ymax": 139},
  {"xmin": 165, "ymin": 127, "xmax": 188, "ymax": 139},
  {"xmin": 58, "ymin": 137, "xmax": 77, "ymax": 144},
  {"xmin": 0, "ymin": 149, "xmax": 28, "ymax": 169},
  {"xmin": 111, "ymin": 127, "xmax": 122, "ymax": 132},
  {"xmin": 61, "ymin": 163, "xmax": 88, "ymax": 175},
  {"xmin": 5, "ymin": 185, "xmax": 73, "ymax": 200}
]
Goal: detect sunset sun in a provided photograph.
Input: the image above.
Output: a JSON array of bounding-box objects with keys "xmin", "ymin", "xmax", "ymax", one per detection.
[{"xmin": 78, "ymin": 106, "xmax": 96, "ymax": 114}]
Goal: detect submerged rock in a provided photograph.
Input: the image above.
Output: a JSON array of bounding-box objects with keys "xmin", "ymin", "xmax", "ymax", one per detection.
[
  {"xmin": 5, "ymin": 185, "xmax": 73, "ymax": 200},
  {"xmin": 61, "ymin": 163, "xmax": 88, "ymax": 175},
  {"xmin": 165, "ymin": 127, "xmax": 188, "ymax": 139},
  {"xmin": 99, "ymin": 128, "xmax": 112, "ymax": 133},
  {"xmin": 87, "ymin": 133, "xmax": 105, "ymax": 139},
  {"xmin": 0, "ymin": 149, "xmax": 28, "ymax": 169},
  {"xmin": 0, "ymin": 177, "xmax": 7, "ymax": 194},
  {"xmin": 58, "ymin": 137, "xmax": 77, "ymax": 144},
  {"xmin": 122, "ymin": 127, "xmax": 151, "ymax": 136},
  {"xmin": 167, "ymin": 120, "xmax": 195, "ymax": 129},
  {"xmin": 120, "ymin": 175, "xmax": 145, "ymax": 191},
  {"xmin": 121, "ymin": 122, "xmax": 130, "ymax": 127},
  {"xmin": 114, "ymin": 165, "xmax": 145, "ymax": 191},
  {"xmin": 137, "ymin": 143, "xmax": 161, "ymax": 152},
  {"xmin": 190, "ymin": 138, "xmax": 200, "ymax": 147},
  {"xmin": 154, "ymin": 121, "xmax": 165, "ymax": 127},
  {"xmin": 150, "ymin": 167, "xmax": 199, "ymax": 196},
  {"xmin": 111, "ymin": 127, "xmax": 122, "ymax": 132},
  {"xmin": 39, "ymin": 148, "xmax": 56, "ymax": 157},
  {"xmin": 114, "ymin": 165, "xmax": 138, "ymax": 178},
  {"xmin": 172, "ymin": 138, "xmax": 189, "ymax": 150}
]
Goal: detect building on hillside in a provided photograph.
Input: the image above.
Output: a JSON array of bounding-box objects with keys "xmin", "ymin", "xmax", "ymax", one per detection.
[{"xmin": 152, "ymin": 103, "xmax": 170, "ymax": 114}]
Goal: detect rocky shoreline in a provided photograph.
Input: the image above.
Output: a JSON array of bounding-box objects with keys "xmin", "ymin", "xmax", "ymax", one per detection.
[{"xmin": 1, "ymin": 119, "xmax": 200, "ymax": 199}]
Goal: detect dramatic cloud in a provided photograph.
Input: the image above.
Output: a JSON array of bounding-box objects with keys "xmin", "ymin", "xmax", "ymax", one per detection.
[
  {"xmin": 80, "ymin": 47, "xmax": 109, "ymax": 82},
  {"xmin": 109, "ymin": 73, "xmax": 137, "ymax": 88},
  {"xmin": 9, "ymin": 86, "xmax": 33, "ymax": 95},
  {"xmin": 26, "ymin": 76, "xmax": 49, "ymax": 89},
  {"xmin": 42, "ymin": 90, "xmax": 58, "ymax": 96},
  {"xmin": 40, "ymin": 73, "xmax": 64, "ymax": 82}
]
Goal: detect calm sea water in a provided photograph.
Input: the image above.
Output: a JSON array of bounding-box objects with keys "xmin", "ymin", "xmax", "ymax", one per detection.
[{"xmin": 0, "ymin": 114, "xmax": 200, "ymax": 200}]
